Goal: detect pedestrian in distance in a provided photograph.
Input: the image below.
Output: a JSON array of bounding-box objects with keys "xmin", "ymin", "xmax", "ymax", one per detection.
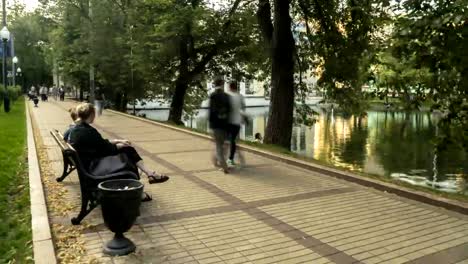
[
  {"xmin": 95, "ymin": 87, "xmax": 105, "ymax": 116},
  {"xmin": 59, "ymin": 86, "xmax": 65, "ymax": 101},
  {"xmin": 39, "ymin": 86, "xmax": 46, "ymax": 101},
  {"xmin": 44, "ymin": 86, "xmax": 49, "ymax": 101},
  {"xmin": 254, "ymin": 132, "xmax": 263, "ymax": 143},
  {"xmin": 27, "ymin": 90, "xmax": 34, "ymax": 101},
  {"xmin": 32, "ymin": 95, "xmax": 39, "ymax": 107},
  {"xmin": 52, "ymin": 86, "xmax": 58, "ymax": 101},
  {"xmin": 208, "ymin": 76, "xmax": 231, "ymax": 174},
  {"xmin": 29, "ymin": 86, "xmax": 37, "ymax": 101}
]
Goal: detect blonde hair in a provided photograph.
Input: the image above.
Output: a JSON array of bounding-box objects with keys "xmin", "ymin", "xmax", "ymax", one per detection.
[
  {"xmin": 75, "ymin": 103, "xmax": 96, "ymax": 121},
  {"xmin": 68, "ymin": 107, "xmax": 78, "ymax": 121}
]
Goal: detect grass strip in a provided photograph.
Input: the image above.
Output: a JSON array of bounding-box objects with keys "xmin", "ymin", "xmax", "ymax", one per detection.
[{"xmin": 0, "ymin": 101, "xmax": 33, "ymax": 263}]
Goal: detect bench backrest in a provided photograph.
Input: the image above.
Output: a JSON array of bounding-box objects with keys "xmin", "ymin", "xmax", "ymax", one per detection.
[
  {"xmin": 50, "ymin": 130, "xmax": 88, "ymax": 178},
  {"xmin": 50, "ymin": 130, "xmax": 69, "ymax": 151},
  {"xmin": 49, "ymin": 129, "xmax": 139, "ymax": 187}
]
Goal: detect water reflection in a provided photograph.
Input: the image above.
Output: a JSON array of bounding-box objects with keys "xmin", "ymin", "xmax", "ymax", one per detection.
[{"xmin": 139, "ymin": 107, "xmax": 468, "ymax": 193}]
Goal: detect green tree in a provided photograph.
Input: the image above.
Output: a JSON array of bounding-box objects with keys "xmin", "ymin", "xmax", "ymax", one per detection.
[
  {"xmin": 373, "ymin": 51, "xmax": 432, "ymax": 110},
  {"xmin": 389, "ymin": 0, "xmax": 467, "ymax": 151},
  {"xmin": 46, "ymin": 0, "xmax": 91, "ymax": 100},
  {"xmin": 9, "ymin": 11, "xmax": 53, "ymax": 89},
  {"xmin": 298, "ymin": 0, "xmax": 390, "ymax": 115},
  {"xmin": 131, "ymin": 0, "xmax": 255, "ymax": 124}
]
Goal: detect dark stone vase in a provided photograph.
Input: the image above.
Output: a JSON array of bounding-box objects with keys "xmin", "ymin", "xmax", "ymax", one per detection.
[{"xmin": 98, "ymin": 179, "xmax": 143, "ymax": 256}]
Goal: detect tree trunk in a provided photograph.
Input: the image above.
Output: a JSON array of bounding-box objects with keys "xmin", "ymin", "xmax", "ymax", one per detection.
[
  {"xmin": 168, "ymin": 79, "xmax": 189, "ymax": 125},
  {"xmin": 168, "ymin": 33, "xmax": 190, "ymax": 125},
  {"xmin": 263, "ymin": 0, "xmax": 295, "ymax": 149}
]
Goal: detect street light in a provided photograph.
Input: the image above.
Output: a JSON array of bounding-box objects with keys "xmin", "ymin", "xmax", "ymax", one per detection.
[
  {"xmin": 0, "ymin": 26, "xmax": 9, "ymax": 40},
  {"xmin": 16, "ymin": 67, "xmax": 23, "ymax": 93},
  {"xmin": 12, "ymin": 56, "xmax": 18, "ymax": 86},
  {"xmin": 1, "ymin": 26, "xmax": 10, "ymax": 112}
]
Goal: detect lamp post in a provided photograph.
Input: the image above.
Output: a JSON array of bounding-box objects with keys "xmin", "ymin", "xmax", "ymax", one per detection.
[
  {"xmin": 16, "ymin": 67, "xmax": 22, "ymax": 92},
  {"xmin": 1, "ymin": 26, "xmax": 10, "ymax": 112},
  {"xmin": 130, "ymin": 25, "xmax": 135, "ymax": 115},
  {"xmin": 12, "ymin": 56, "xmax": 17, "ymax": 86}
]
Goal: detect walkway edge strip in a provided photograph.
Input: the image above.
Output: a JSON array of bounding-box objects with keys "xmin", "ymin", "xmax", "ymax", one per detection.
[
  {"xmin": 26, "ymin": 101, "xmax": 57, "ymax": 264},
  {"xmin": 107, "ymin": 109, "xmax": 468, "ymax": 215}
]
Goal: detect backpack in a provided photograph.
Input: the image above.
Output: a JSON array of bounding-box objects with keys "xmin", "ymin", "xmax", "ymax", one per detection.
[{"xmin": 210, "ymin": 91, "xmax": 231, "ymax": 128}]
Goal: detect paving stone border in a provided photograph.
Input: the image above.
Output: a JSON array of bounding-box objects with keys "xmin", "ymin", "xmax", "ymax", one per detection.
[
  {"xmin": 91, "ymin": 124, "xmax": 362, "ymax": 263},
  {"xmin": 44, "ymin": 102, "xmax": 468, "ymax": 263},
  {"xmin": 26, "ymin": 102, "xmax": 57, "ymax": 264},
  {"xmin": 107, "ymin": 109, "xmax": 468, "ymax": 216}
]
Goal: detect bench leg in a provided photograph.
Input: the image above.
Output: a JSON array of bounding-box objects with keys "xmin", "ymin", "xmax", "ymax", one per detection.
[
  {"xmin": 56, "ymin": 160, "xmax": 75, "ymax": 182},
  {"xmin": 71, "ymin": 195, "xmax": 99, "ymax": 225}
]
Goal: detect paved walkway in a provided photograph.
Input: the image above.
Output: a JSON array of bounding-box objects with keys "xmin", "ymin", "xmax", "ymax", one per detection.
[{"xmin": 30, "ymin": 100, "xmax": 468, "ymax": 264}]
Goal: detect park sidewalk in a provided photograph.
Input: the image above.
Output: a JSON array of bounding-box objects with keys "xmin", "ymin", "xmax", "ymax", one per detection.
[{"xmin": 29, "ymin": 100, "xmax": 468, "ymax": 264}]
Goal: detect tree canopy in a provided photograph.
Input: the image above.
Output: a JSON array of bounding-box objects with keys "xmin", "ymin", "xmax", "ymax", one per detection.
[{"xmin": 6, "ymin": 0, "xmax": 467, "ymax": 151}]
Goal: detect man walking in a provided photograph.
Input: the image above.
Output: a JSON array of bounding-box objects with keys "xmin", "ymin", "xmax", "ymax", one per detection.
[
  {"xmin": 59, "ymin": 86, "xmax": 65, "ymax": 101},
  {"xmin": 208, "ymin": 76, "xmax": 231, "ymax": 173},
  {"xmin": 227, "ymin": 82, "xmax": 246, "ymax": 167},
  {"xmin": 95, "ymin": 87, "xmax": 105, "ymax": 116},
  {"xmin": 39, "ymin": 86, "xmax": 46, "ymax": 101}
]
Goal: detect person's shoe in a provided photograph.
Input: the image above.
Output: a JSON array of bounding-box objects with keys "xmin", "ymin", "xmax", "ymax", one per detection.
[{"xmin": 227, "ymin": 159, "xmax": 235, "ymax": 167}]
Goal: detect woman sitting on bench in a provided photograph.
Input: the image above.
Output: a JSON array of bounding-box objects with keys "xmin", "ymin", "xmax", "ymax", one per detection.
[{"xmin": 69, "ymin": 103, "xmax": 169, "ymax": 200}]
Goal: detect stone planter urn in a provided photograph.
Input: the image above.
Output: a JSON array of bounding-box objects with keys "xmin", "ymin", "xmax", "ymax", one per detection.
[{"xmin": 98, "ymin": 179, "xmax": 143, "ymax": 256}]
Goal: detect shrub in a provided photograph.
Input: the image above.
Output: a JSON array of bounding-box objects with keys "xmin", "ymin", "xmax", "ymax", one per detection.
[{"xmin": 8, "ymin": 86, "xmax": 23, "ymax": 101}]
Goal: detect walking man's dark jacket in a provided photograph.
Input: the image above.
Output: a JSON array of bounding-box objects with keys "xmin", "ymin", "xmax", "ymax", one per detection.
[{"xmin": 209, "ymin": 88, "xmax": 232, "ymax": 130}]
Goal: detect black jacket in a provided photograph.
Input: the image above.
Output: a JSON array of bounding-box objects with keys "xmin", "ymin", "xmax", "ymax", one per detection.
[
  {"xmin": 69, "ymin": 122, "xmax": 118, "ymax": 170},
  {"xmin": 209, "ymin": 89, "xmax": 231, "ymax": 130}
]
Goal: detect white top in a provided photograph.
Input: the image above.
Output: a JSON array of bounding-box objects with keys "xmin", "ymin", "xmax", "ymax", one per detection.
[{"xmin": 228, "ymin": 91, "xmax": 245, "ymax": 125}]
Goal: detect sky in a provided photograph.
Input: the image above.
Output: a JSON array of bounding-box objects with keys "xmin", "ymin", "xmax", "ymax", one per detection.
[{"xmin": 18, "ymin": 0, "xmax": 39, "ymax": 11}]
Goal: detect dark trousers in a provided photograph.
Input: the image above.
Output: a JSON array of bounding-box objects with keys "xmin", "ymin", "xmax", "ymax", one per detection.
[
  {"xmin": 119, "ymin": 146, "xmax": 143, "ymax": 165},
  {"xmin": 212, "ymin": 128, "xmax": 228, "ymax": 169},
  {"xmin": 228, "ymin": 124, "xmax": 241, "ymax": 160}
]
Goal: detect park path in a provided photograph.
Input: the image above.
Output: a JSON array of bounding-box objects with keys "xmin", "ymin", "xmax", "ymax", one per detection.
[{"xmin": 29, "ymin": 99, "xmax": 468, "ymax": 264}]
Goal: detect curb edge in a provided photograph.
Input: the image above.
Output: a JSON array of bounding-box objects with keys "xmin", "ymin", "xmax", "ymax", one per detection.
[{"xmin": 26, "ymin": 100, "xmax": 57, "ymax": 264}]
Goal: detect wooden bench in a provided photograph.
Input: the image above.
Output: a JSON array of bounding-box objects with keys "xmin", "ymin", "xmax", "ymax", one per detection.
[
  {"xmin": 50, "ymin": 130, "xmax": 139, "ymax": 225},
  {"xmin": 52, "ymin": 130, "xmax": 76, "ymax": 182}
]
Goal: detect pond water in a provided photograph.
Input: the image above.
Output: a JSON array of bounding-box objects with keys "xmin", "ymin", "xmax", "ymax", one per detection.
[{"xmin": 138, "ymin": 107, "xmax": 468, "ymax": 194}]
